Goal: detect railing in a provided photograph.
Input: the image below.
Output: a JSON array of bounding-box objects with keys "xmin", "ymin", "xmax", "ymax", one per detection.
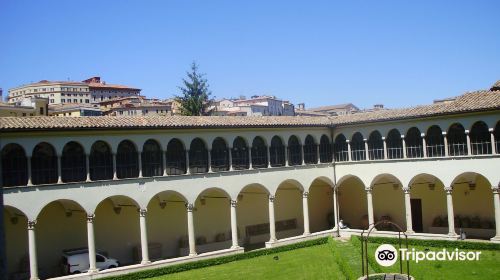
[
  {"xmin": 166, "ymin": 160, "xmax": 186, "ymax": 175},
  {"xmin": 406, "ymin": 145, "xmax": 423, "ymax": 158},
  {"xmin": 387, "ymin": 147, "xmax": 403, "ymax": 159},
  {"xmin": 351, "ymin": 149, "xmax": 366, "ymax": 161},
  {"xmin": 335, "ymin": 150, "xmax": 349, "ymax": 162},
  {"xmin": 470, "ymin": 141, "xmax": 491, "ymax": 155},
  {"xmin": 426, "ymin": 144, "xmax": 445, "ymax": 157},
  {"xmin": 448, "ymin": 143, "xmax": 468, "ymax": 156},
  {"xmin": 368, "ymin": 148, "xmax": 384, "ymax": 160}
]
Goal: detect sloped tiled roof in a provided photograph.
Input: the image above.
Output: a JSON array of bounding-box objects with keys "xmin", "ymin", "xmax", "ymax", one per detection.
[
  {"xmin": 0, "ymin": 116, "xmax": 331, "ymax": 131},
  {"xmin": 330, "ymin": 90, "xmax": 500, "ymax": 125},
  {"xmin": 1, "ymin": 88, "xmax": 499, "ymax": 132}
]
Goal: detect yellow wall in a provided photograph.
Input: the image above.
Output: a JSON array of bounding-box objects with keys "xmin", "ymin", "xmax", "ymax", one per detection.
[
  {"xmin": 193, "ymin": 189, "xmax": 231, "ymax": 248},
  {"xmin": 373, "ymin": 185, "xmax": 405, "ymax": 230},
  {"xmin": 338, "ymin": 178, "xmax": 367, "ymax": 229},
  {"xmin": 453, "ymin": 176, "xmax": 494, "ymax": 223},
  {"xmin": 411, "ymin": 182, "xmax": 447, "ymax": 232},
  {"xmin": 236, "ymin": 186, "xmax": 270, "ymax": 242},
  {"xmin": 309, "ymin": 182, "xmax": 334, "ymax": 233},
  {"xmin": 4, "ymin": 210, "xmax": 28, "ymax": 277},
  {"xmin": 275, "ymin": 184, "xmax": 304, "ymax": 238}
]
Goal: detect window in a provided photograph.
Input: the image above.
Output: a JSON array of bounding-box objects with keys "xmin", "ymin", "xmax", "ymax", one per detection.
[
  {"xmin": 22, "ymin": 113, "xmax": 26, "ymax": 116},
  {"xmin": 85, "ymin": 100, "xmax": 89, "ymax": 103},
  {"xmin": 116, "ymin": 140, "xmax": 139, "ymax": 179},
  {"xmin": 232, "ymin": 137, "xmax": 248, "ymax": 170},
  {"xmin": 426, "ymin": 126, "xmax": 445, "ymax": 157},
  {"xmin": 470, "ymin": 121, "xmax": 491, "ymax": 155},
  {"xmin": 367, "ymin": 131, "xmax": 384, "ymax": 160},
  {"xmin": 166, "ymin": 139, "xmax": 186, "ymax": 175},
  {"xmin": 303, "ymin": 135, "xmax": 317, "ymax": 164},
  {"xmin": 267, "ymin": 137, "xmax": 284, "ymax": 166},
  {"xmin": 189, "ymin": 138, "xmax": 208, "ymax": 173},
  {"xmin": 251, "ymin": 137, "xmax": 268, "ymax": 168},
  {"xmin": 142, "ymin": 140, "xmax": 163, "ymax": 177},
  {"xmin": 319, "ymin": 135, "xmax": 332, "ymax": 163},
  {"xmin": 1, "ymin": 144, "xmax": 28, "ymax": 187},
  {"xmin": 89, "ymin": 141, "xmax": 113, "ymax": 180},
  {"xmin": 96, "ymin": 254, "xmax": 105, "ymax": 262},
  {"xmin": 211, "ymin": 138, "xmax": 229, "ymax": 172},
  {"xmin": 405, "ymin": 127, "xmax": 423, "ymax": 158},
  {"xmin": 61, "ymin": 142, "xmax": 86, "ymax": 183},
  {"xmin": 287, "ymin": 136, "xmax": 302, "ymax": 166},
  {"xmin": 31, "ymin": 142, "xmax": 58, "ymax": 185},
  {"xmin": 351, "ymin": 132, "xmax": 366, "ymax": 161},
  {"xmin": 61, "ymin": 99, "xmax": 65, "ymax": 103},
  {"xmin": 73, "ymin": 99, "xmax": 77, "ymax": 103},
  {"xmin": 39, "ymin": 107, "xmax": 44, "ymax": 115},
  {"xmin": 447, "ymin": 123, "xmax": 467, "ymax": 156},
  {"xmin": 386, "ymin": 129, "xmax": 403, "ymax": 159},
  {"xmin": 50, "ymin": 99, "xmax": 54, "ymax": 103}
]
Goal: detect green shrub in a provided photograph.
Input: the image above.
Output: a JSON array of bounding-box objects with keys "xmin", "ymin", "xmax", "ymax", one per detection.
[
  {"xmin": 328, "ymin": 238, "xmax": 357, "ymax": 280},
  {"xmin": 103, "ymin": 237, "xmax": 329, "ymax": 280}
]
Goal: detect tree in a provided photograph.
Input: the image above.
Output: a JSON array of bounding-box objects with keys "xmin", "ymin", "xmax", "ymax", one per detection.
[{"xmin": 176, "ymin": 62, "xmax": 213, "ymax": 116}]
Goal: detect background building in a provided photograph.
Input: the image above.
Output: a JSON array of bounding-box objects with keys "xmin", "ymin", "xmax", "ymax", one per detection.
[
  {"xmin": 211, "ymin": 95, "xmax": 295, "ymax": 116},
  {"xmin": 0, "ymin": 97, "xmax": 48, "ymax": 117},
  {"xmin": 99, "ymin": 96, "xmax": 172, "ymax": 116}
]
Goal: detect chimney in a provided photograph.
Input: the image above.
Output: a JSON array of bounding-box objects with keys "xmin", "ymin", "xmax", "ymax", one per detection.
[
  {"xmin": 374, "ymin": 104, "xmax": 384, "ymax": 110},
  {"xmin": 297, "ymin": 103, "xmax": 305, "ymax": 110}
]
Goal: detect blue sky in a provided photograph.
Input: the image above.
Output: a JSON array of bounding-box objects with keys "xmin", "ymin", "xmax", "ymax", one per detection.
[{"xmin": 1, "ymin": 0, "xmax": 499, "ymax": 109}]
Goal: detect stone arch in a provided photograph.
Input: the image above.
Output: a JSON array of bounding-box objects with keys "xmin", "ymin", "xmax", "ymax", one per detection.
[
  {"xmin": 274, "ymin": 179, "xmax": 304, "ymax": 239},
  {"xmin": 31, "ymin": 142, "xmax": 58, "ymax": 185},
  {"xmin": 469, "ymin": 121, "xmax": 491, "ymax": 155},
  {"xmin": 189, "ymin": 137, "xmax": 208, "ymax": 174},
  {"xmin": 251, "ymin": 136, "xmax": 268, "ymax": 168},
  {"xmin": 61, "ymin": 141, "xmax": 86, "ymax": 183},
  {"xmin": 447, "ymin": 123, "xmax": 468, "ymax": 156},
  {"xmin": 308, "ymin": 177, "xmax": 335, "ymax": 233},
  {"xmin": 1, "ymin": 143, "xmax": 28, "ymax": 187},
  {"xmin": 350, "ymin": 132, "xmax": 365, "ymax": 161},
  {"xmin": 89, "ymin": 140, "xmax": 114, "ymax": 181},
  {"xmin": 370, "ymin": 173, "xmax": 405, "ymax": 231},
  {"xmin": 334, "ymin": 133, "xmax": 348, "ymax": 162},
  {"xmin": 367, "ymin": 130, "xmax": 384, "ymax": 160},
  {"xmin": 166, "ymin": 138, "xmax": 186, "ymax": 175},
  {"xmin": 211, "ymin": 137, "xmax": 229, "ymax": 172},
  {"xmin": 142, "ymin": 139, "xmax": 163, "ymax": 177},
  {"xmin": 4, "ymin": 205, "xmax": 28, "ymax": 276},
  {"xmin": 303, "ymin": 135, "xmax": 318, "ymax": 164},
  {"xmin": 236, "ymin": 184, "xmax": 271, "ymax": 248},
  {"xmin": 336, "ymin": 175, "xmax": 368, "ymax": 229},
  {"xmin": 116, "ymin": 140, "xmax": 139, "ymax": 179}
]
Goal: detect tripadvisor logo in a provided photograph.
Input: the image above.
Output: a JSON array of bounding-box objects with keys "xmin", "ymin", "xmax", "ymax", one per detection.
[{"xmin": 374, "ymin": 244, "xmax": 482, "ymax": 266}]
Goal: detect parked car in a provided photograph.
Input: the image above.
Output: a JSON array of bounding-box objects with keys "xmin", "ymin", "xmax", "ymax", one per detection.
[{"xmin": 61, "ymin": 248, "xmax": 120, "ymax": 274}]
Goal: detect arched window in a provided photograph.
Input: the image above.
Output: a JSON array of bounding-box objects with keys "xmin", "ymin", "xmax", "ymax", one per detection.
[
  {"xmin": 270, "ymin": 136, "xmax": 285, "ymax": 167},
  {"xmin": 116, "ymin": 140, "xmax": 139, "ymax": 179},
  {"xmin": 351, "ymin": 132, "xmax": 365, "ymax": 161},
  {"xmin": 142, "ymin": 140, "xmax": 163, "ymax": 177},
  {"xmin": 405, "ymin": 127, "xmax": 423, "ymax": 158},
  {"xmin": 426, "ymin": 126, "xmax": 444, "ymax": 157},
  {"xmin": 252, "ymin": 137, "xmax": 268, "ymax": 168},
  {"xmin": 386, "ymin": 129, "xmax": 403, "ymax": 159},
  {"xmin": 31, "ymin": 142, "xmax": 58, "ymax": 185},
  {"xmin": 448, "ymin": 123, "xmax": 467, "ymax": 156},
  {"xmin": 319, "ymin": 135, "xmax": 332, "ymax": 163},
  {"xmin": 89, "ymin": 141, "xmax": 113, "ymax": 181},
  {"xmin": 1, "ymin": 144, "xmax": 27, "ymax": 187},
  {"xmin": 470, "ymin": 121, "xmax": 491, "ymax": 155},
  {"xmin": 303, "ymin": 135, "xmax": 317, "ymax": 164},
  {"xmin": 166, "ymin": 139, "xmax": 186, "ymax": 175},
  {"xmin": 61, "ymin": 142, "xmax": 86, "ymax": 183},
  {"xmin": 189, "ymin": 138, "xmax": 208, "ymax": 173},
  {"xmin": 334, "ymin": 134, "xmax": 348, "ymax": 162},
  {"xmin": 495, "ymin": 122, "xmax": 500, "ymax": 154},
  {"xmin": 288, "ymin": 136, "xmax": 302, "ymax": 166},
  {"xmin": 211, "ymin": 138, "xmax": 229, "ymax": 172},
  {"xmin": 232, "ymin": 137, "xmax": 248, "ymax": 170},
  {"xmin": 368, "ymin": 131, "xmax": 384, "ymax": 160}
]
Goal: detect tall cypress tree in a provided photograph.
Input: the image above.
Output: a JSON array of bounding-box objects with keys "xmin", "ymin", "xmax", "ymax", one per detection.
[{"xmin": 176, "ymin": 62, "xmax": 213, "ymax": 116}]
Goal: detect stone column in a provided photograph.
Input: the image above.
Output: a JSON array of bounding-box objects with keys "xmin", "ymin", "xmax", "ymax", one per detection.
[
  {"xmin": 85, "ymin": 154, "xmax": 91, "ymax": 182},
  {"xmin": 332, "ymin": 187, "xmax": 339, "ymax": 229},
  {"xmin": 139, "ymin": 209, "xmax": 150, "ymax": 264},
  {"xmin": 185, "ymin": 150, "xmax": 191, "ymax": 175},
  {"xmin": 112, "ymin": 153, "xmax": 118, "ymax": 179},
  {"xmin": 248, "ymin": 147, "xmax": 253, "ymax": 169},
  {"xmin": 138, "ymin": 152, "xmax": 143, "ymax": 178},
  {"xmin": 316, "ymin": 144, "xmax": 321, "ymax": 164},
  {"xmin": 366, "ymin": 188, "xmax": 374, "ymax": 228},
  {"xmin": 382, "ymin": 137, "xmax": 387, "ymax": 159},
  {"xmin": 443, "ymin": 132, "xmax": 449, "ymax": 157},
  {"xmin": 403, "ymin": 188, "xmax": 414, "ymax": 234},
  {"xmin": 267, "ymin": 146, "xmax": 271, "ymax": 168},
  {"xmin": 302, "ymin": 192, "xmax": 310, "ymax": 235},
  {"xmin": 465, "ymin": 130, "xmax": 471, "ymax": 156},
  {"xmin": 346, "ymin": 140, "xmax": 352, "ymax": 161},
  {"xmin": 228, "ymin": 148, "xmax": 234, "ymax": 171},
  {"xmin": 445, "ymin": 188, "xmax": 458, "ymax": 237},
  {"xmin": 401, "ymin": 135, "xmax": 407, "ymax": 159},
  {"xmin": 230, "ymin": 200, "xmax": 240, "ymax": 248},
  {"xmin": 186, "ymin": 203, "xmax": 197, "ymax": 256},
  {"xmin": 57, "ymin": 155, "xmax": 63, "ymax": 183},
  {"xmin": 28, "ymin": 220, "xmax": 39, "ymax": 280},
  {"xmin": 87, "ymin": 214, "xmax": 98, "ymax": 273},
  {"xmin": 364, "ymin": 139, "xmax": 369, "ymax": 160},
  {"xmin": 421, "ymin": 133, "xmax": 427, "ymax": 158},
  {"xmin": 27, "ymin": 156, "xmax": 33, "ymax": 186},
  {"xmin": 207, "ymin": 149, "xmax": 213, "ymax": 173},
  {"xmin": 268, "ymin": 195, "xmax": 277, "ymax": 242},
  {"xmin": 489, "ymin": 128, "xmax": 496, "ymax": 154},
  {"xmin": 301, "ymin": 145, "xmax": 305, "ymax": 165},
  {"xmin": 491, "ymin": 187, "xmax": 500, "ymax": 242},
  {"xmin": 162, "ymin": 150, "xmax": 167, "ymax": 176},
  {"xmin": 284, "ymin": 145, "xmax": 289, "ymax": 167}
]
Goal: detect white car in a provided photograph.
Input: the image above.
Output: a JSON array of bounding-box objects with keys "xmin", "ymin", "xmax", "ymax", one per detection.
[{"xmin": 62, "ymin": 248, "xmax": 120, "ymax": 274}]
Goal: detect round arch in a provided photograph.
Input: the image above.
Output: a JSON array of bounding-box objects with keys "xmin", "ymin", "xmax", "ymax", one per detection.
[
  {"xmin": 4, "ymin": 205, "xmax": 29, "ymax": 277},
  {"xmin": 166, "ymin": 138, "xmax": 186, "ymax": 175},
  {"xmin": 89, "ymin": 140, "xmax": 114, "ymax": 181},
  {"xmin": 351, "ymin": 132, "xmax": 365, "ymax": 161},
  {"xmin": 211, "ymin": 137, "xmax": 229, "ymax": 172},
  {"xmin": 31, "ymin": 142, "xmax": 58, "ymax": 185},
  {"xmin": 116, "ymin": 140, "xmax": 139, "ymax": 179},
  {"xmin": 61, "ymin": 141, "xmax": 86, "ymax": 183},
  {"xmin": 367, "ymin": 131, "xmax": 383, "ymax": 160},
  {"xmin": 1, "ymin": 143, "xmax": 28, "ymax": 187},
  {"xmin": 337, "ymin": 175, "xmax": 368, "ymax": 229},
  {"xmin": 370, "ymin": 174, "xmax": 405, "ymax": 231},
  {"xmin": 142, "ymin": 139, "xmax": 163, "ymax": 177},
  {"xmin": 470, "ymin": 121, "xmax": 491, "ymax": 155},
  {"xmin": 251, "ymin": 136, "xmax": 268, "ymax": 169},
  {"xmin": 334, "ymin": 134, "xmax": 348, "ymax": 162},
  {"xmin": 270, "ymin": 136, "xmax": 286, "ymax": 167},
  {"xmin": 303, "ymin": 135, "xmax": 318, "ymax": 164},
  {"xmin": 287, "ymin": 135, "xmax": 302, "ymax": 166},
  {"xmin": 232, "ymin": 137, "xmax": 249, "ymax": 170}
]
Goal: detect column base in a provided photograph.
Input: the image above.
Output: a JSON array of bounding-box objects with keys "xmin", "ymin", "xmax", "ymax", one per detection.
[
  {"xmin": 230, "ymin": 245, "xmax": 243, "ymax": 250},
  {"xmin": 30, "ymin": 277, "xmax": 40, "ymax": 280},
  {"xmin": 447, "ymin": 233, "xmax": 460, "ymax": 240},
  {"xmin": 405, "ymin": 230, "xmax": 415, "ymax": 235},
  {"xmin": 87, "ymin": 269, "xmax": 99, "ymax": 274},
  {"xmin": 189, "ymin": 253, "xmax": 198, "ymax": 257},
  {"xmin": 490, "ymin": 236, "xmax": 500, "ymax": 243},
  {"xmin": 141, "ymin": 260, "xmax": 151, "ymax": 265},
  {"xmin": 265, "ymin": 239, "xmax": 277, "ymax": 248},
  {"xmin": 303, "ymin": 232, "xmax": 311, "ymax": 236}
]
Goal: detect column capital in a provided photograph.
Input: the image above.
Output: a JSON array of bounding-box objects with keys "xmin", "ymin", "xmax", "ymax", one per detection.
[
  {"xmin": 28, "ymin": 220, "xmax": 37, "ymax": 230},
  {"xmin": 402, "ymin": 187, "xmax": 411, "ymax": 194},
  {"xmin": 269, "ymin": 195, "xmax": 276, "ymax": 202},
  {"xmin": 444, "ymin": 187, "xmax": 453, "ymax": 194},
  {"xmin": 346, "ymin": 139, "xmax": 350, "ymax": 143},
  {"xmin": 139, "ymin": 208, "xmax": 147, "ymax": 217},
  {"xmin": 492, "ymin": 185, "xmax": 500, "ymax": 193},
  {"xmin": 363, "ymin": 138, "xmax": 368, "ymax": 142},
  {"xmin": 365, "ymin": 187, "xmax": 372, "ymax": 193},
  {"xmin": 489, "ymin": 128, "xmax": 494, "ymax": 133},
  {"xmin": 302, "ymin": 191, "xmax": 309, "ymax": 198},
  {"xmin": 420, "ymin": 133, "xmax": 426, "ymax": 138},
  {"xmin": 186, "ymin": 203, "xmax": 195, "ymax": 211},
  {"xmin": 381, "ymin": 137, "xmax": 386, "ymax": 141},
  {"xmin": 401, "ymin": 134, "xmax": 405, "ymax": 139},
  {"xmin": 87, "ymin": 213, "xmax": 95, "ymax": 222},
  {"xmin": 230, "ymin": 199, "xmax": 237, "ymax": 207},
  {"xmin": 442, "ymin": 131, "xmax": 447, "ymax": 136}
]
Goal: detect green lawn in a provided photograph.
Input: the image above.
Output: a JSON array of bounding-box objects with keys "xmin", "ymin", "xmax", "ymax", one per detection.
[{"xmin": 147, "ymin": 238, "xmax": 500, "ymax": 280}]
